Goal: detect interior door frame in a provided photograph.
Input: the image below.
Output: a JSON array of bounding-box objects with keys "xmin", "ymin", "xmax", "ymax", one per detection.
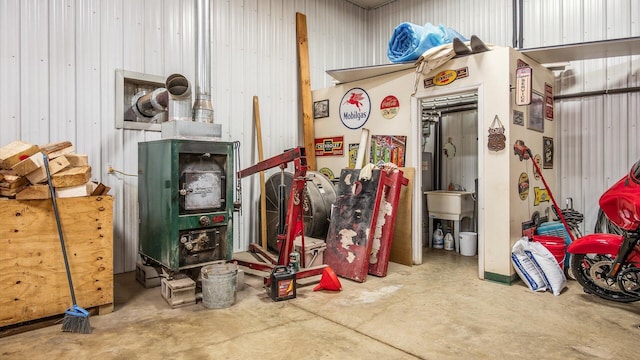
[{"xmin": 410, "ymin": 83, "xmax": 485, "ymax": 279}]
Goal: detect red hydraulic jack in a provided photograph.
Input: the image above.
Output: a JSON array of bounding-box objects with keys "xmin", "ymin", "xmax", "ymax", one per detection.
[{"xmin": 231, "ymin": 147, "xmax": 327, "ymax": 286}]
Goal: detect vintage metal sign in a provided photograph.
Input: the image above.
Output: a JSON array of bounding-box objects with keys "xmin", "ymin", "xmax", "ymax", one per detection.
[
  {"xmin": 534, "ymin": 187, "xmax": 550, "ymax": 206},
  {"xmin": 339, "ymin": 88, "xmax": 370, "ymax": 129},
  {"xmin": 380, "ymin": 95, "xmax": 399, "ymax": 119},
  {"xmin": 315, "ymin": 136, "xmax": 344, "ymax": 156},
  {"xmin": 423, "ymin": 67, "xmax": 469, "ymax": 88},
  {"xmin": 518, "ymin": 172, "xmax": 529, "ymax": 201},
  {"xmin": 515, "ymin": 66, "xmax": 532, "ymax": 105},
  {"xmin": 544, "ymin": 82, "xmax": 554, "ymax": 120}
]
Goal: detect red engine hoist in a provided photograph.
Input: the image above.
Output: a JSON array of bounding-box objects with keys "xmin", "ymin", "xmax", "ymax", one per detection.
[{"xmin": 231, "ymin": 147, "xmax": 327, "ymax": 285}]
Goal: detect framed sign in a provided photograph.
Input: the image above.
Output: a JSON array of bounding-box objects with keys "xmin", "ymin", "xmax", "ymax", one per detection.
[
  {"xmin": 543, "ymin": 137, "xmax": 554, "ymax": 169},
  {"xmin": 527, "ymin": 91, "xmax": 544, "ymax": 133},
  {"xmin": 513, "ymin": 109, "xmax": 524, "ymax": 126},
  {"xmin": 313, "ymin": 99, "xmax": 329, "ymax": 119}
]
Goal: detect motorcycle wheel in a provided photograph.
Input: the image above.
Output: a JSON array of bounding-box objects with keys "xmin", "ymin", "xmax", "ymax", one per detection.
[{"xmin": 570, "ymin": 254, "xmax": 640, "ymax": 303}]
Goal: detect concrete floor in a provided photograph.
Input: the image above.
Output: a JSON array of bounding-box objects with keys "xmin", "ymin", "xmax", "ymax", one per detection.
[{"xmin": 1, "ymin": 248, "xmax": 640, "ymax": 359}]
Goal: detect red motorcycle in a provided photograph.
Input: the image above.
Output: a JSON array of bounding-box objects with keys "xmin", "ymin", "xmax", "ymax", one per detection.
[
  {"xmin": 567, "ymin": 160, "xmax": 640, "ymax": 302},
  {"xmin": 515, "ymin": 143, "xmax": 640, "ymax": 302}
]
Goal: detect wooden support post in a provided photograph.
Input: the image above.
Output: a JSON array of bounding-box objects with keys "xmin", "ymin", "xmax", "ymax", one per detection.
[
  {"xmin": 296, "ymin": 12, "xmax": 316, "ymax": 170},
  {"xmin": 253, "ymin": 96, "xmax": 268, "ymax": 250}
]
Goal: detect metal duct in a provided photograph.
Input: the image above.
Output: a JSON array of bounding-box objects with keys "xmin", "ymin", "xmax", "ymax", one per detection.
[
  {"xmin": 132, "ymin": 88, "xmax": 168, "ymax": 119},
  {"xmin": 166, "ymin": 73, "xmax": 192, "ymax": 122},
  {"xmin": 194, "ymin": 0, "xmax": 214, "ymax": 123}
]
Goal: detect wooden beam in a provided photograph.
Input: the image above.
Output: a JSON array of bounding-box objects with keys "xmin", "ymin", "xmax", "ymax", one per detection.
[
  {"xmin": 296, "ymin": 12, "xmax": 316, "ymax": 171},
  {"xmin": 254, "ymin": 96, "xmax": 268, "ymax": 250}
]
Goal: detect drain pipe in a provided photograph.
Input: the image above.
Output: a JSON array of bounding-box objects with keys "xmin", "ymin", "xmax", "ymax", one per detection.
[{"xmin": 194, "ymin": 0, "xmax": 214, "ymax": 123}]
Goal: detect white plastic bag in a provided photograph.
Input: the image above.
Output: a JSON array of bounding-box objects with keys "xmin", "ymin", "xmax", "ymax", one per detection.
[
  {"xmin": 511, "ymin": 238, "xmax": 547, "ymax": 292},
  {"xmin": 511, "ymin": 237, "xmax": 567, "ymax": 296},
  {"xmin": 526, "ymin": 241, "xmax": 567, "ymax": 296}
]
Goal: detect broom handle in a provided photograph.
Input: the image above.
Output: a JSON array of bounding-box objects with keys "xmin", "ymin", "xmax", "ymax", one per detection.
[
  {"xmin": 43, "ymin": 153, "xmax": 78, "ymax": 305},
  {"xmin": 526, "ymin": 149, "xmax": 576, "ymax": 242}
]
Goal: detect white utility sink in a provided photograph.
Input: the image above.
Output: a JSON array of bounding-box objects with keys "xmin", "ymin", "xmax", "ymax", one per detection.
[
  {"xmin": 425, "ymin": 190, "xmax": 476, "ymax": 250},
  {"xmin": 425, "ymin": 190, "xmax": 474, "ymax": 218}
]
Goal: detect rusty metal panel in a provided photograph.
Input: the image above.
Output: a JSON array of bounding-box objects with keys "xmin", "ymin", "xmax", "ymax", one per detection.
[{"xmin": 325, "ymin": 169, "xmax": 384, "ymax": 282}]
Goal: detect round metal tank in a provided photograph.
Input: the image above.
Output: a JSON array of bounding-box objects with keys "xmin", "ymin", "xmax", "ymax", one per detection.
[{"xmin": 263, "ymin": 171, "xmax": 337, "ymax": 252}]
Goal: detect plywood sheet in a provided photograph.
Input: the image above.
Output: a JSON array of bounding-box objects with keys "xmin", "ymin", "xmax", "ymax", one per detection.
[
  {"xmin": 324, "ymin": 169, "xmax": 383, "ymax": 282},
  {"xmin": 389, "ymin": 167, "xmax": 414, "ymax": 266},
  {"xmin": 0, "ymin": 196, "xmax": 113, "ymax": 327}
]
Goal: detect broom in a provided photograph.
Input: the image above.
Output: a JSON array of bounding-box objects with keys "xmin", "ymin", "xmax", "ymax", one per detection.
[{"xmin": 43, "ymin": 153, "xmax": 92, "ymax": 334}]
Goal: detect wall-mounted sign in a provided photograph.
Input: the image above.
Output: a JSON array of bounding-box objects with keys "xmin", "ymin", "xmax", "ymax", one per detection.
[
  {"xmin": 533, "ymin": 154, "xmax": 542, "ymax": 180},
  {"xmin": 380, "ymin": 95, "xmax": 399, "ymax": 119},
  {"xmin": 515, "ymin": 66, "xmax": 532, "ymax": 106},
  {"xmin": 423, "ymin": 67, "xmax": 469, "ymax": 88},
  {"xmin": 370, "ymin": 135, "xmax": 406, "ymax": 167},
  {"xmin": 313, "ymin": 99, "xmax": 329, "ymax": 119},
  {"xmin": 534, "ymin": 187, "xmax": 550, "ymax": 206},
  {"xmin": 518, "ymin": 172, "xmax": 529, "ymax": 201},
  {"xmin": 513, "ymin": 109, "xmax": 524, "ymax": 126},
  {"xmin": 339, "ymin": 88, "xmax": 370, "ymax": 129},
  {"xmin": 543, "ymin": 137, "xmax": 554, "ymax": 169},
  {"xmin": 348, "ymin": 143, "xmax": 359, "ymax": 168},
  {"xmin": 315, "ymin": 136, "xmax": 344, "ymax": 156},
  {"xmin": 318, "ymin": 167, "xmax": 335, "ymax": 180},
  {"xmin": 544, "ymin": 83, "xmax": 554, "ymax": 120}
]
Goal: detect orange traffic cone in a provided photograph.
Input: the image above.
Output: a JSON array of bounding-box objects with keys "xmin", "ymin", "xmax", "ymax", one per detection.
[{"xmin": 313, "ymin": 266, "xmax": 342, "ymax": 291}]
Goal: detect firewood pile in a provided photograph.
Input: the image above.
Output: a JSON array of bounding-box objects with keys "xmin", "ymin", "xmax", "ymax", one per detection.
[{"xmin": 0, "ymin": 140, "xmax": 110, "ymax": 200}]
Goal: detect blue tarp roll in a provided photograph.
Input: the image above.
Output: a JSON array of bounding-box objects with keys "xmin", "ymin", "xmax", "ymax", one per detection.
[{"xmin": 387, "ymin": 22, "xmax": 467, "ymax": 63}]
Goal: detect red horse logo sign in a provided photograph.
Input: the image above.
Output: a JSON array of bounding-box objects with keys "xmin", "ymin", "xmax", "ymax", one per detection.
[{"xmin": 339, "ymin": 88, "xmax": 370, "ymax": 129}]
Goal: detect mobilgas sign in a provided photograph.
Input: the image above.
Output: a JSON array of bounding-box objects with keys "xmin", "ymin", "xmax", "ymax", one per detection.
[{"xmin": 339, "ymin": 87, "xmax": 370, "ymax": 129}]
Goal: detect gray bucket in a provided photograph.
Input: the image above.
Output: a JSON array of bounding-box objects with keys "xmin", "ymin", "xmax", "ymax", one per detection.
[{"xmin": 201, "ymin": 262, "xmax": 238, "ymax": 309}]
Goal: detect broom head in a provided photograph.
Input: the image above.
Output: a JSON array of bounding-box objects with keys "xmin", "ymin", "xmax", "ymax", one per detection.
[{"xmin": 61, "ymin": 304, "xmax": 92, "ymax": 334}]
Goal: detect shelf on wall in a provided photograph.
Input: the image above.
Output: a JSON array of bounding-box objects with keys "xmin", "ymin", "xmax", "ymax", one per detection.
[
  {"xmin": 326, "ymin": 62, "xmax": 414, "ymax": 84},
  {"xmin": 521, "ymin": 36, "xmax": 640, "ymax": 64}
]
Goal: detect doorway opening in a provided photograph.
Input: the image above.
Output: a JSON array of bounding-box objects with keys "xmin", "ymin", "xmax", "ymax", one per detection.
[{"xmin": 420, "ymin": 91, "xmax": 479, "ymax": 264}]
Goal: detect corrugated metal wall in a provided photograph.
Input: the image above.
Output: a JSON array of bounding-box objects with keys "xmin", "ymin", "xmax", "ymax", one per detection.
[
  {"xmin": 1, "ymin": 0, "xmax": 638, "ymax": 272},
  {"xmin": 0, "ymin": 0, "xmax": 367, "ymax": 273},
  {"xmin": 369, "ymin": 0, "xmax": 640, "ymax": 235},
  {"xmin": 520, "ymin": 0, "xmax": 640, "ymax": 234}
]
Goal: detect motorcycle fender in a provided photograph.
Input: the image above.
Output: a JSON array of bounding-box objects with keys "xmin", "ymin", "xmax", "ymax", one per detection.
[{"xmin": 567, "ymin": 233, "xmax": 624, "ymax": 255}]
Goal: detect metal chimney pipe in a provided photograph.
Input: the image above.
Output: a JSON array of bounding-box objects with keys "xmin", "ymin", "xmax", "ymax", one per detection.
[
  {"xmin": 133, "ymin": 88, "xmax": 168, "ymax": 119},
  {"xmin": 166, "ymin": 73, "xmax": 192, "ymax": 121},
  {"xmin": 194, "ymin": 0, "xmax": 214, "ymax": 123}
]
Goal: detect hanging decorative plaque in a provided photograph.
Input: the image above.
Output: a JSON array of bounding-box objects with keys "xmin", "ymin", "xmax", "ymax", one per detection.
[{"xmin": 488, "ymin": 115, "xmax": 506, "ymax": 151}]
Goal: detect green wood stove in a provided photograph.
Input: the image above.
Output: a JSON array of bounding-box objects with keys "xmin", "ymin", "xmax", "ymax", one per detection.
[{"xmin": 138, "ymin": 139, "xmax": 235, "ymax": 274}]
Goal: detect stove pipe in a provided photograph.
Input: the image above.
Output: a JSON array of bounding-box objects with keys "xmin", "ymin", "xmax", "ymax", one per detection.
[{"xmin": 194, "ymin": 0, "xmax": 214, "ymax": 123}]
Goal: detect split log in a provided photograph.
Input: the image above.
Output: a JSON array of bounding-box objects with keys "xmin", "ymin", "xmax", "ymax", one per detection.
[
  {"xmin": 52, "ymin": 166, "xmax": 92, "ymax": 188},
  {"xmin": 25, "ymin": 156, "xmax": 71, "ymax": 185},
  {"xmin": 11, "ymin": 152, "xmax": 44, "ymax": 176},
  {"xmin": 0, "ymin": 141, "xmax": 39, "ymax": 169},
  {"xmin": 65, "ymin": 153, "xmax": 89, "ymax": 167}
]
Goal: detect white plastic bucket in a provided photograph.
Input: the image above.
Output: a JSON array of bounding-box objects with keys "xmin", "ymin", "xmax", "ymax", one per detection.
[
  {"xmin": 459, "ymin": 232, "xmax": 477, "ymax": 256},
  {"xmin": 201, "ymin": 262, "xmax": 238, "ymax": 309}
]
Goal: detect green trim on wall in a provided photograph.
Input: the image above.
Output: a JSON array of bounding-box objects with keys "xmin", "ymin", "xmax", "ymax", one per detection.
[{"xmin": 484, "ymin": 272, "xmax": 518, "ymax": 284}]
